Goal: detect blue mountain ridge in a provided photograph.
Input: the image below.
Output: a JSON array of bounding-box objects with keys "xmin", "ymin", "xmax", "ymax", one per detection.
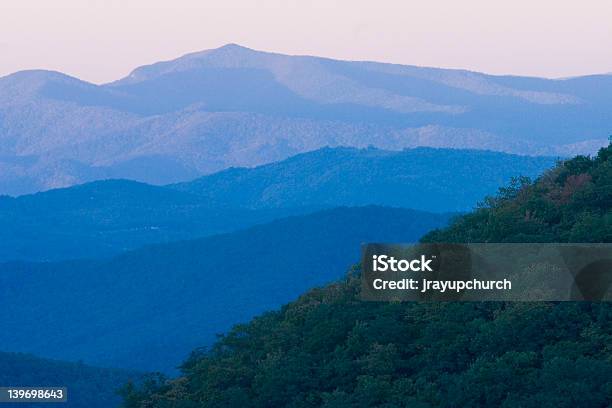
[
  {"xmin": 0, "ymin": 206, "xmax": 450, "ymax": 373},
  {"xmin": 0, "ymin": 44, "xmax": 610, "ymax": 194},
  {"xmin": 0, "ymin": 147, "xmax": 555, "ymax": 262}
]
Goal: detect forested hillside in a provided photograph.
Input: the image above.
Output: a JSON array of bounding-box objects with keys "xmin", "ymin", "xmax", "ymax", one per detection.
[
  {"xmin": 121, "ymin": 146, "xmax": 612, "ymax": 407},
  {"xmin": 422, "ymin": 142, "xmax": 612, "ymax": 243}
]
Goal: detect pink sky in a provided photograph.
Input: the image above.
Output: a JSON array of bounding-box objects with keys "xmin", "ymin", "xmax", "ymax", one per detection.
[{"xmin": 1, "ymin": 0, "xmax": 612, "ymax": 83}]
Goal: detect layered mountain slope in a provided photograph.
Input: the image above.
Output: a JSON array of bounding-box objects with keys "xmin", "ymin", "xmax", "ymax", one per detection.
[
  {"xmin": 173, "ymin": 146, "xmax": 557, "ymax": 212},
  {"xmin": 0, "ymin": 147, "xmax": 554, "ymax": 262},
  {"xmin": 120, "ymin": 146, "xmax": 612, "ymax": 408},
  {"xmin": 0, "ymin": 206, "xmax": 450, "ymax": 373},
  {"xmin": 0, "ymin": 179, "xmax": 309, "ymax": 262},
  {"xmin": 1, "ymin": 44, "xmax": 611, "ymax": 194}
]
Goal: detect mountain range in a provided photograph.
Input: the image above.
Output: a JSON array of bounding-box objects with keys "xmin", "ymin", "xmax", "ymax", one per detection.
[
  {"xmin": 120, "ymin": 144, "xmax": 612, "ymax": 408},
  {"xmin": 0, "ymin": 206, "xmax": 450, "ymax": 373},
  {"xmin": 0, "ymin": 179, "xmax": 309, "ymax": 262},
  {"xmin": 1, "ymin": 44, "xmax": 611, "ymax": 195},
  {"xmin": 172, "ymin": 146, "xmax": 556, "ymax": 212},
  {"xmin": 0, "ymin": 147, "xmax": 554, "ymax": 262},
  {"xmin": 2, "ymin": 43, "xmax": 611, "ymax": 407}
]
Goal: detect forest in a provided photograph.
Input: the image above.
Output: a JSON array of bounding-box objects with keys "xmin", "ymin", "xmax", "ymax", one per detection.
[{"xmin": 120, "ymin": 145, "xmax": 612, "ymax": 407}]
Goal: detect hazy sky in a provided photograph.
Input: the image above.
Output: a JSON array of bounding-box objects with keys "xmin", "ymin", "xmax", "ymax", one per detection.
[{"xmin": 1, "ymin": 0, "xmax": 612, "ymax": 83}]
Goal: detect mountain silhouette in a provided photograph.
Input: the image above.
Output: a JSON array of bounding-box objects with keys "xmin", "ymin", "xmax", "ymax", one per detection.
[{"xmin": 1, "ymin": 44, "xmax": 610, "ymax": 194}]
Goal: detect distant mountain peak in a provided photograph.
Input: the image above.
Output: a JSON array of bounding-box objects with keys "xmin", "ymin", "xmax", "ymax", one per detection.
[
  {"xmin": 217, "ymin": 43, "xmax": 253, "ymax": 51},
  {"xmin": 0, "ymin": 69, "xmax": 94, "ymax": 101},
  {"xmin": 2, "ymin": 69, "xmax": 81, "ymax": 84},
  {"xmin": 114, "ymin": 43, "xmax": 262, "ymax": 85},
  {"xmin": 188, "ymin": 43, "xmax": 259, "ymax": 59}
]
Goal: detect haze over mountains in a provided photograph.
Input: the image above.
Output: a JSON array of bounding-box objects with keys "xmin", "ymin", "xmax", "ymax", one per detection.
[
  {"xmin": 2, "ymin": 42, "xmax": 609, "ymax": 408},
  {"xmin": 0, "ymin": 179, "xmax": 308, "ymax": 262},
  {"xmin": 1, "ymin": 44, "xmax": 611, "ymax": 195},
  {"xmin": 0, "ymin": 206, "xmax": 450, "ymax": 373},
  {"xmin": 173, "ymin": 146, "xmax": 556, "ymax": 212},
  {"xmin": 0, "ymin": 147, "xmax": 554, "ymax": 262}
]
